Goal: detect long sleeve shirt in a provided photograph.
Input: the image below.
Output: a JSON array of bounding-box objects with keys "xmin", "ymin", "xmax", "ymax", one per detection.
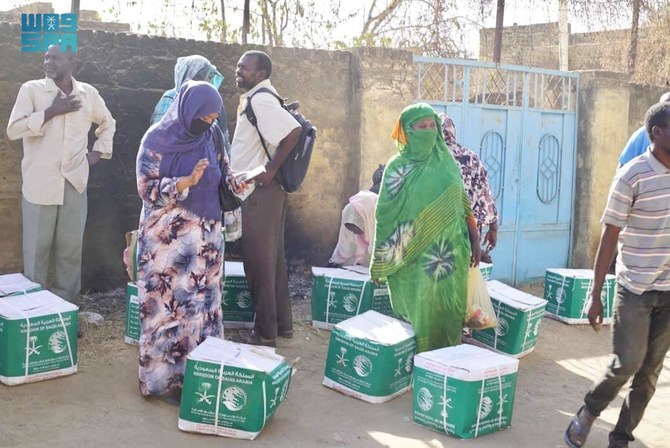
[{"xmin": 7, "ymin": 77, "xmax": 115, "ymax": 205}]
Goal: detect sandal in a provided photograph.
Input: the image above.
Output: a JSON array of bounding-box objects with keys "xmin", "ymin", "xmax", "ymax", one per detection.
[
  {"xmin": 564, "ymin": 405, "xmax": 596, "ymax": 448},
  {"xmin": 243, "ymin": 330, "xmax": 276, "ymax": 347}
]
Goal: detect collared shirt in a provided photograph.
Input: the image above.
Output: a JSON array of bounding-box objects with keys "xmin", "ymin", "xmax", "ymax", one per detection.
[
  {"xmin": 230, "ymin": 79, "xmax": 300, "ymax": 200},
  {"xmin": 7, "ymin": 77, "xmax": 115, "ymax": 205},
  {"xmin": 618, "ymin": 125, "xmax": 650, "ymax": 166},
  {"xmin": 602, "ymin": 148, "xmax": 670, "ymax": 294}
]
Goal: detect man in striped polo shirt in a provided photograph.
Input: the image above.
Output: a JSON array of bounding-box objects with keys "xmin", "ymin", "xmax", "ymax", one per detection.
[{"xmin": 565, "ymin": 102, "xmax": 670, "ymax": 448}]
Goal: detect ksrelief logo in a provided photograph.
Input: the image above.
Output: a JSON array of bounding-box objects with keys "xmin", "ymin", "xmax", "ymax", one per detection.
[
  {"xmin": 221, "ymin": 386, "xmax": 247, "ymax": 411},
  {"xmin": 417, "ymin": 387, "xmax": 433, "ymax": 411},
  {"xmin": 555, "ymin": 286, "xmax": 566, "ymax": 304},
  {"xmin": 478, "ymin": 396, "xmax": 494, "ymax": 419},
  {"xmin": 494, "ymin": 318, "xmax": 509, "ymax": 337},
  {"xmin": 342, "ymin": 294, "xmax": 358, "ymax": 313},
  {"xmin": 236, "ymin": 291, "xmax": 252, "ymax": 309},
  {"xmin": 352, "ymin": 355, "xmax": 373, "ymax": 377},
  {"xmin": 48, "ymin": 331, "xmax": 68, "ymax": 354},
  {"xmin": 405, "ymin": 355, "xmax": 414, "ymax": 373}
]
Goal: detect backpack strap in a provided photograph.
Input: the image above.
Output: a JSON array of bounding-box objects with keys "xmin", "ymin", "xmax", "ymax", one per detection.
[{"xmin": 242, "ymin": 87, "xmax": 284, "ymax": 163}]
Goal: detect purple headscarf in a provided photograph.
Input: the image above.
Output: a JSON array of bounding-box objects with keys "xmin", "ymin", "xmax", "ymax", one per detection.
[
  {"xmin": 143, "ymin": 80, "xmax": 223, "ymax": 153},
  {"xmin": 142, "ymin": 81, "xmax": 223, "ymax": 221}
]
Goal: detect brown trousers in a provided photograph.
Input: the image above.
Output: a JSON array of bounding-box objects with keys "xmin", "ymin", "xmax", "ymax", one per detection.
[{"xmin": 241, "ymin": 179, "xmax": 292, "ymax": 339}]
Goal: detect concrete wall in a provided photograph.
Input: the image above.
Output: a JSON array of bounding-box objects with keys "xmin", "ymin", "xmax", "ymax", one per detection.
[
  {"xmin": 0, "ymin": 22, "xmax": 416, "ymax": 291},
  {"xmin": 571, "ymin": 71, "xmax": 667, "ymax": 268}
]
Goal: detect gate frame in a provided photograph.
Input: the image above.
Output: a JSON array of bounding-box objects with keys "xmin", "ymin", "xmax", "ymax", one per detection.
[{"xmin": 414, "ymin": 56, "xmax": 580, "ymax": 283}]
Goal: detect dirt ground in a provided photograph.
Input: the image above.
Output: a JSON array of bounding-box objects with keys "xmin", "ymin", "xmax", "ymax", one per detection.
[{"xmin": 0, "ymin": 268, "xmax": 668, "ymax": 448}]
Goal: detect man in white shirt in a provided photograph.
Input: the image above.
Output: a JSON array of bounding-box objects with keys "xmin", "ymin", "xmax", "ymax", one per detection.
[
  {"xmin": 6, "ymin": 45, "xmax": 116, "ymax": 301},
  {"xmin": 231, "ymin": 50, "xmax": 301, "ymax": 346}
]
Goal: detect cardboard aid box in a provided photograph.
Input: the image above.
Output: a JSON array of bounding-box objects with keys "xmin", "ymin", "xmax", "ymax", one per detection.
[
  {"xmin": 544, "ymin": 268, "xmax": 616, "ymax": 324},
  {"xmin": 0, "ymin": 273, "xmax": 42, "ymax": 297},
  {"xmin": 221, "ymin": 262, "xmax": 255, "ymax": 329},
  {"xmin": 323, "ymin": 310, "xmax": 416, "ymax": 403},
  {"xmin": 178, "ymin": 337, "xmax": 291, "ymax": 440},
  {"xmin": 125, "ymin": 262, "xmax": 256, "ymax": 345},
  {"xmin": 479, "ymin": 262, "xmax": 493, "ymax": 281},
  {"xmin": 311, "ymin": 267, "xmax": 393, "ymax": 330},
  {"xmin": 413, "ymin": 344, "xmax": 519, "ymax": 439},
  {"xmin": 467, "ymin": 281, "xmax": 547, "ymax": 358},
  {"xmin": 0, "ymin": 290, "xmax": 78, "ymax": 385}
]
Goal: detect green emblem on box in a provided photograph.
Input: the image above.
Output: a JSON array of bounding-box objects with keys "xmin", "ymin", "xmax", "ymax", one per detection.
[
  {"xmin": 544, "ymin": 269, "xmax": 616, "ymax": 324},
  {"xmin": 179, "ymin": 337, "xmax": 291, "ymax": 440},
  {"xmin": 323, "ymin": 310, "xmax": 415, "ymax": 403},
  {"xmin": 311, "ymin": 267, "xmax": 394, "ymax": 330},
  {"xmin": 413, "ymin": 344, "xmax": 519, "ymax": 439},
  {"xmin": 125, "ymin": 282, "xmax": 140, "ymax": 345},
  {"xmin": 0, "ymin": 273, "xmax": 42, "ymax": 297},
  {"xmin": 221, "ymin": 262, "xmax": 255, "ymax": 329},
  {"xmin": 479, "ymin": 262, "xmax": 493, "ymax": 281},
  {"xmin": 468, "ymin": 281, "xmax": 547, "ymax": 358},
  {"xmin": 0, "ymin": 290, "xmax": 78, "ymax": 385}
]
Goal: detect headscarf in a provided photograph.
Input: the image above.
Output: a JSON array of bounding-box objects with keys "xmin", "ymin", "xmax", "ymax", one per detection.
[
  {"xmin": 143, "ymin": 81, "xmax": 222, "ymax": 154},
  {"xmin": 150, "ymin": 55, "xmax": 224, "ymax": 125},
  {"xmin": 141, "ymin": 81, "xmax": 223, "ymax": 221},
  {"xmin": 390, "ymin": 103, "xmax": 443, "ymax": 162},
  {"xmin": 438, "ymin": 112, "xmax": 458, "ymax": 145}
]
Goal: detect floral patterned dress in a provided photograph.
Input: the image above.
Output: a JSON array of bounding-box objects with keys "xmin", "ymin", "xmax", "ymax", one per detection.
[{"xmin": 136, "ymin": 146, "xmax": 224, "ymax": 397}]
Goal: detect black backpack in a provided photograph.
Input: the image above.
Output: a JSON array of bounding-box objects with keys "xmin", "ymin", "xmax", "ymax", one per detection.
[{"xmin": 242, "ymin": 87, "xmax": 317, "ymax": 193}]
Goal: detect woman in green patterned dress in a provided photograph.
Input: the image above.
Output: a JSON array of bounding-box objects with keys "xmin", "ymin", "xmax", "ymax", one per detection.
[{"xmin": 370, "ymin": 103, "xmax": 480, "ymax": 353}]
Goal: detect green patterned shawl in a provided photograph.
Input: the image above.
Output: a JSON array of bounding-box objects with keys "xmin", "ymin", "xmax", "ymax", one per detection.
[{"xmin": 371, "ymin": 103, "xmax": 472, "ymax": 352}]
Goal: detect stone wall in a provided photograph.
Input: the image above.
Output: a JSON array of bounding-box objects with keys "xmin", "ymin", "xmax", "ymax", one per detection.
[
  {"xmin": 0, "ymin": 22, "xmax": 415, "ymax": 291},
  {"xmin": 571, "ymin": 71, "xmax": 667, "ymax": 268}
]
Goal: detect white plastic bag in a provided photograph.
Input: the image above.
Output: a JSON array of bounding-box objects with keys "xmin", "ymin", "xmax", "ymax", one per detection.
[{"xmin": 464, "ymin": 267, "xmax": 498, "ymax": 330}]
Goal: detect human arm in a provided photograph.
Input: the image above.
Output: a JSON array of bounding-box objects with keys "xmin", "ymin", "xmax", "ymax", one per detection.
[
  {"xmin": 587, "ymin": 224, "xmax": 621, "ymax": 332},
  {"xmin": 6, "ymin": 85, "xmax": 80, "ymax": 140},
  {"xmin": 618, "ymin": 127, "xmax": 649, "ymax": 166},
  {"xmin": 136, "ymin": 146, "xmax": 208, "ymax": 207},
  {"xmin": 466, "ymin": 215, "xmax": 481, "ymax": 267},
  {"xmin": 254, "ymin": 126, "xmax": 301, "ymax": 186},
  {"xmin": 89, "ymin": 90, "xmax": 115, "ymax": 161}
]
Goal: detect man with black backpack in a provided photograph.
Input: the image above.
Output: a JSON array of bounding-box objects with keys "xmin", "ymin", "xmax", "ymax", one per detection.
[{"xmin": 231, "ymin": 50, "xmax": 302, "ymax": 347}]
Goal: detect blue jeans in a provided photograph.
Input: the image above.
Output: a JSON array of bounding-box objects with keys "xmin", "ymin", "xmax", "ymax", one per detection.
[{"xmin": 584, "ymin": 284, "xmax": 670, "ymax": 446}]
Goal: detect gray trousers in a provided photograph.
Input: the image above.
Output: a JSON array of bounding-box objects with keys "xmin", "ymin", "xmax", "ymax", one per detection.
[
  {"xmin": 22, "ymin": 181, "xmax": 87, "ymax": 301},
  {"xmin": 241, "ymin": 179, "xmax": 292, "ymax": 339},
  {"xmin": 584, "ymin": 284, "xmax": 670, "ymax": 445}
]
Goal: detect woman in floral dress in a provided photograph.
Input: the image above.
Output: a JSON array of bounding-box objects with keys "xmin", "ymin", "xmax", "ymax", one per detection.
[
  {"xmin": 136, "ymin": 81, "xmax": 229, "ymax": 398},
  {"xmin": 371, "ymin": 103, "xmax": 480, "ymax": 353}
]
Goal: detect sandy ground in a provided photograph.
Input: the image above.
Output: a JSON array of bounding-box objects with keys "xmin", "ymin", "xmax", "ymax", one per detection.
[{"xmin": 0, "ymin": 274, "xmax": 668, "ymax": 448}]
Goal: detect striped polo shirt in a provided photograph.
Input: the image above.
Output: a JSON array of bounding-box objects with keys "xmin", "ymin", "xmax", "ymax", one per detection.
[{"xmin": 602, "ymin": 148, "xmax": 670, "ymax": 294}]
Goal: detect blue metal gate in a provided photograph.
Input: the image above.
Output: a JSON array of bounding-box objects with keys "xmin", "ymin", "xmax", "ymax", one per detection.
[{"xmin": 415, "ymin": 57, "xmax": 579, "ymax": 284}]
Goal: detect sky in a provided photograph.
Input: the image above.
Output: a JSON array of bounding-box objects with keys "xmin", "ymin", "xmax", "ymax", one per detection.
[{"xmin": 3, "ymin": 0, "xmax": 629, "ymax": 56}]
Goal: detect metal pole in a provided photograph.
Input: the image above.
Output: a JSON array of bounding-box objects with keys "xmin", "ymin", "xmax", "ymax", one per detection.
[
  {"xmin": 71, "ymin": 0, "xmax": 80, "ymax": 15},
  {"xmin": 493, "ymin": 0, "xmax": 505, "ymax": 63},
  {"xmin": 242, "ymin": 0, "xmax": 250, "ymax": 44}
]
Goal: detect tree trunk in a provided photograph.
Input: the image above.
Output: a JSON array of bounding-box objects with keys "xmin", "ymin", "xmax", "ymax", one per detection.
[
  {"xmin": 219, "ymin": 0, "xmax": 226, "ymax": 43},
  {"xmin": 493, "ymin": 0, "xmax": 505, "ymax": 63},
  {"xmin": 627, "ymin": 0, "xmax": 640, "ymax": 77},
  {"xmin": 558, "ymin": 0, "xmax": 569, "ymax": 71},
  {"xmin": 242, "ymin": 0, "xmax": 250, "ymax": 44}
]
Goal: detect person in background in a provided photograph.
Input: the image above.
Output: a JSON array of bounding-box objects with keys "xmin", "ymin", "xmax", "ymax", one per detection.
[
  {"xmin": 135, "ymin": 81, "xmax": 234, "ymax": 401},
  {"xmin": 6, "ymin": 45, "xmax": 115, "ymax": 301},
  {"xmin": 439, "ymin": 113, "xmax": 498, "ymax": 262},
  {"xmin": 329, "ymin": 164, "xmax": 385, "ymax": 268},
  {"xmin": 371, "ymin": 103, "xmax": 480, "ymax": 353},
  {"xmin": 230, "ymin": 50, "xmax": 301, "ymax": 347},
  {"xmin": 618, "ymin": 92, "xmax": 670, "ymax": 166},
  {"xmin": 564, "ymin": 102, "xmax": 670, "ymax": 448}
]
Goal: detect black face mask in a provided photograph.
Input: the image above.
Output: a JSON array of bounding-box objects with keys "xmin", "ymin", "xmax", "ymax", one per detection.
[{"xmin": 190, "ymin": 119, "xmax": 213, "ymax": 135}]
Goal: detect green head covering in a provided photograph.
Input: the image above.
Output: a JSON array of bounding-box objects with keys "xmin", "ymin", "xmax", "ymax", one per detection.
[{"xmin": 394, "ymin": 103, "xmax": 446, "ymax": 162}]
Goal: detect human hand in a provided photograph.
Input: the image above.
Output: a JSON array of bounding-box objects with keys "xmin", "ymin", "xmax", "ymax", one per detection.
[
  {"xmin": 87, "ymin": 151, "xmax": 102, "ymax": 166},
  {"xmin": 470, "ymin": 243, "xmax": 481, "ymax": 267},
  {"xmin": 587, "ymin": 290, "xmax": 604, "ymax": 332},
  {"xmin": 48, "ymin": 93, "xmax": 81, "ymax": 117},
  {"xmin": 482, "ymin": 226, "xmax": 497, "ymax": 252},
  {"xmin": 187, "ymin": 158, "xmax": 210, "ymax": 188},
  {"xmin": 253, "ymin": 168, "xmax": 275, "ymax": 188},
  {"xmin": 229, "ymin": 172, "xmax": 247, "ymax": 194}
]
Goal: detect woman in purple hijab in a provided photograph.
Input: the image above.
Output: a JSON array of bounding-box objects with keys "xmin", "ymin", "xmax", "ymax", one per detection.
[{"xmin": 135, "ymin": 81, "xmax": 229, "ymax": 399}]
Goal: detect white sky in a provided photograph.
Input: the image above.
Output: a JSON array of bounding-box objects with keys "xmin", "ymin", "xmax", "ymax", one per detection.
[{"xmin": 3, "ymin": 0, "xmax": 625, "ymax": 56}]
